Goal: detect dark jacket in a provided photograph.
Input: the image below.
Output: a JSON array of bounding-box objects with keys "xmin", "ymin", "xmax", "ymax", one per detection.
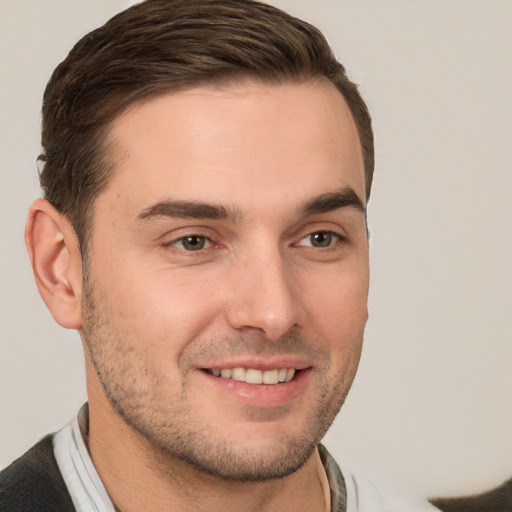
[{"xmin": 0, "ymin": 435, "xmax": 75, "ymax": 512}]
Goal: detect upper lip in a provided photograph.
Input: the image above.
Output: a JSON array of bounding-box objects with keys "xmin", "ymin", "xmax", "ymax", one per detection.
[{"xmin": 199, "ymin": 357, "xmax": 312, "ymax": 371}]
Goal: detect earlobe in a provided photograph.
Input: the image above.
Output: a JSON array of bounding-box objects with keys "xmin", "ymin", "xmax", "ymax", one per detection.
[{"xmin": 25, "ymin": 199, "xmax": 83, "ymax": 329}]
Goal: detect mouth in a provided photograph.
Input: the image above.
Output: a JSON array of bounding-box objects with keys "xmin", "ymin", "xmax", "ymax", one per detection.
[
  {"xmin": 199, "ymin": 364, "xmax": 312, "ymax": 408},
  {"xmin": 203, "ymin": 367, "xmax": 300, "ymax": 385}
]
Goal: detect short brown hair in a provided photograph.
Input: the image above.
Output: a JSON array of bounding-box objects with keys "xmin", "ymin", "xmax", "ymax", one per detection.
[{"xmin": 39, "ymin": 0, "xmax": 374, "ymax": 248}]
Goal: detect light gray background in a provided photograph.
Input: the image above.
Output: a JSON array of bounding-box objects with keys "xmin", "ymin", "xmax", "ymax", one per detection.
[{"xmin": 1, "ymin": 0, "xmax": 511, "ymax": 499}]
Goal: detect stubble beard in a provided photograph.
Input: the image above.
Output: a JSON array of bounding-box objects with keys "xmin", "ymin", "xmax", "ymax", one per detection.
[{"xmin": 80, "ymin": 268, "xmax": 361, "ymax": 482}]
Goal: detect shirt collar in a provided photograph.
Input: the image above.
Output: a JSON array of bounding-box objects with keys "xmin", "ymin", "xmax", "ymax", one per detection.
[{"xmin": 53, "ymin": 403, "xmax": 115, "ymax": 512}]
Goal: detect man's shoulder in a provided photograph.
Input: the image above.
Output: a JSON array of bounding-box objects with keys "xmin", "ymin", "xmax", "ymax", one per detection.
[{"xmin": 0, "ymin": 434, "xmax": 75, "ymax": 512}]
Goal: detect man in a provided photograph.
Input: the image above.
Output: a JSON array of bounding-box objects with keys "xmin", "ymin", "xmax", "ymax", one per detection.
[{"xmin": 0, "ymin": 1, "xmax": 439, "ymax": 510}]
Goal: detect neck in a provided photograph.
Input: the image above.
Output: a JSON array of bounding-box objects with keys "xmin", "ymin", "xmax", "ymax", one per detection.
[{"xmin": 86, "ymin": 396, "xmax": 327, "ymax": 512}]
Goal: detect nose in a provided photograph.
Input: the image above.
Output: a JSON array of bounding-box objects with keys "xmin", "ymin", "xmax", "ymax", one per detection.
[{"xmin": 225, "ymin": 247, "xmax": 300, "ymax": 342}]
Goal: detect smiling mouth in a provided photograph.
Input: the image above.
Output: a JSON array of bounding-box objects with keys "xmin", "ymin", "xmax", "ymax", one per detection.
[{"xmin": 204, "ymin": 367, "xmax": 299, "ymax": 385}]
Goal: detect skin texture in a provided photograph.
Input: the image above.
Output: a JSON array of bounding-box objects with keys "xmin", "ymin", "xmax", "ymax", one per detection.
[{"xmin": 27, "ymin": 80, "xmax": 369, "ymax": 512}]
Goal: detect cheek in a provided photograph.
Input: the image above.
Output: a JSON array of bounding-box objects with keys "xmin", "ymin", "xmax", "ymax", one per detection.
[
  {"xmin": 298, "ymin": 261, "xmax": 368, "ymax": 383},
  {"xmin": 101, "ymin": 266, "xmax": 225, "ymax": 351},
  {"xmin": 300, "ymin": 260, "xmax": 369, "ymax": 335}
]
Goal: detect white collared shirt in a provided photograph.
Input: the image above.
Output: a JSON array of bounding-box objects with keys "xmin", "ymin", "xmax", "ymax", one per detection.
[{"xmin": 53, "ymin": 405, "xmax": 115, "ymax": 512}]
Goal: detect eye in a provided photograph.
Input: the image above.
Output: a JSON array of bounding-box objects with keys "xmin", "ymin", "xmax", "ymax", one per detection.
[
  {"xmin": 172, "ymin": 235, "xmax": 211, "ymax": 251},
  {"xmin": 299, "ymin": 231, "xmax": 339, "ymax": 248}
]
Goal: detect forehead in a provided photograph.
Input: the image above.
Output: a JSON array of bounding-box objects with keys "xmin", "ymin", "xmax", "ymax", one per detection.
[{"xmin": 101, "ymin": 80, "xmax": 365, "ymax": 217}]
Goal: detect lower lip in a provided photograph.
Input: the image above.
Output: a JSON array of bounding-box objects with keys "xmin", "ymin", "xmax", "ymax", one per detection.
[{"xmin": 198, "ymin": 368, "xmax": 312, "ymax": 408}]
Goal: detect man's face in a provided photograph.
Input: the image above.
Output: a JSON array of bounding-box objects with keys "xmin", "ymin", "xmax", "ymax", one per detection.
[{"xmin": 81, "ymin": 80, "xmax": 369, "ymax": 481}]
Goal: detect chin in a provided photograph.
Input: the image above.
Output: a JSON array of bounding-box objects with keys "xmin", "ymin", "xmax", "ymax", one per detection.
[
  {"xmin": 168, "ymin": 434, "xmax": 319, "ymax": 482},
  {"xmin": 124, "ymin": 408, "xmax": 326, "ymax": 482}
]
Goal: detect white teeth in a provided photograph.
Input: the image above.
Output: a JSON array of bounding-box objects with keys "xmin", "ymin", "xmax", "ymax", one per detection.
[
  {"xmin": 231, "ymin": 367, "xmax": 246, "ymax": 381},
  {"xmin": 262, "ymin": 369, "xmax": 279, "ymax": 385},
  {"xmin": 220, "ymin": 369, "xmax": 232, "ymax": 378},
  {"xmin": 245, "ymin": 368, "xmax": 263, "ymax": 384},
  {"xmin": 210, "ymin": 367, "xmax": 297, "ymax": 384}
]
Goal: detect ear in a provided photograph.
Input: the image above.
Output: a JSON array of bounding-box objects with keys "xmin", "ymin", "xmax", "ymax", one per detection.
[{"xmin": 25, "ymin": 198, "xmax": 83, "ymax": 329}]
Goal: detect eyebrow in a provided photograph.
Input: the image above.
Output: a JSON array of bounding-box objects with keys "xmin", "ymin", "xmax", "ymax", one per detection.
[
  {"xmin": 136, "ymin": 186, "xmax": 365, "ymax": 224},
  {"xmin": 137, "ymin": 200, "xmax": 241, "ymax": 223},
  {"xmin": 300, "ymin": 187, "xmax": 366, "ymax": 216}
]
